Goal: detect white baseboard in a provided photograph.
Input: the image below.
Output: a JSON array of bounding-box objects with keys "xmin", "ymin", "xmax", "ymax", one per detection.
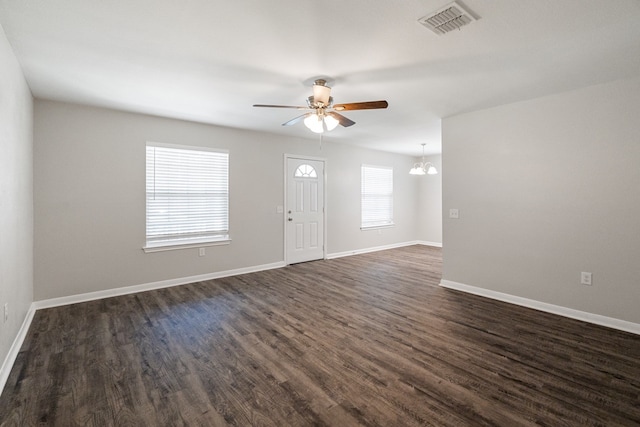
[
  {"xmin": 1, "ymin": 303, "xmax": 36, "ymax": 395},
  {"xmin": 327, "ymin": 241, "xmax": 421, "ymax": 260},
  {"xmin": 416, "ymin": 240, "xmax": 443, "ymax": 248},
  {"xmin": 440, "ymin": 279, "xmax": 640, "ymax": 335},
  {"xmin": 32, "ymin": 242, "xmax": 438, "ymax": 309},
  {"xmin": 34, "ymin": 261, "xmax": 286, "ymax": 310}
]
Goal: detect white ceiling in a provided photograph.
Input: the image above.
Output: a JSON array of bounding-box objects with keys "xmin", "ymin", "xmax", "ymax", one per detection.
[{"xmin": 1, "ymin": 0, "xmax": 639, "ymax": 156}]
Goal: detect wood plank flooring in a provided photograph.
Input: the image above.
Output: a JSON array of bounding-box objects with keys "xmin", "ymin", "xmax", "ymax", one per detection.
[{"xmin": 1, "ymin": 245, "xmax": 639, "ymax": 426}]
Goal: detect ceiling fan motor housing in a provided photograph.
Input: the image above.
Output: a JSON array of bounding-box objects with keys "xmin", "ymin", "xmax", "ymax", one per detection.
[{"xmin": 307, "ymin": 95, "xmax": 333, "ymax": 109}]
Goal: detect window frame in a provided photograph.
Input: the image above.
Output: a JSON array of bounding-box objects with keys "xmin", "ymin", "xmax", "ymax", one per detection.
[
  {"xmin": 143, "ymin": 142, "xmax": 231, "ymax": 253},
  {"xmin": 360, "ymin": 164, "xmax": 395, "ymax": 230}
]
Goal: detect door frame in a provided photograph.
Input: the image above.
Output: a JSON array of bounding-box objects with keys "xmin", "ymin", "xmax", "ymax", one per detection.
[{"xmin": 283, "ymin": 154, "xmax": 328, "ymax": 265}]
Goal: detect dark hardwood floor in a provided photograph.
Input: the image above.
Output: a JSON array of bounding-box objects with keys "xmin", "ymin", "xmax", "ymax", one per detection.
[{"xmin": 1, "ymin": 245, "xmax": 639, "ymax": 426}]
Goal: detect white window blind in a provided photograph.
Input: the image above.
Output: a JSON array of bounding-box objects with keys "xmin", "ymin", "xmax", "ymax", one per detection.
[
  {"xmin": 361, "ymin": 165, "xmax": 394, "ymax": 229},
  {"xmin": 146, "ymin": 143, "xmax": 229, "ymax": 248}
]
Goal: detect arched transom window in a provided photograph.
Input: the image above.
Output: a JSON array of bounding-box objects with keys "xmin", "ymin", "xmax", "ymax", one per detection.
[{"xmin": 294, "ymin": 164, "xmax": 317, "ymax": 178}]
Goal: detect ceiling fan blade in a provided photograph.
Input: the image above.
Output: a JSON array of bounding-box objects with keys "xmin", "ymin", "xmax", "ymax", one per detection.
[
  {"xmin": 253, "ymin": 104, "xmax": 308, "ymax": 109},
  {"xmin": 333, "ymin": 100, "xmax": 388, "ymax": 111},
  {"xmin": 282, "ymin": 113, "xmax": 312, "ymax": 126},
  {"xmin": 327, "ymin": 112, "xmax": 355, "ymax": 127}
]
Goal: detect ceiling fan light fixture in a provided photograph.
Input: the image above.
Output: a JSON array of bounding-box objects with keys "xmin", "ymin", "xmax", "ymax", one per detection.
[
  {"xmin": 304, "ymin": 114, "xmax": 324, "ymax": 133},
  {"xmin": 303, "ymin": 112, "xmax": 340, "ymax": 133},
  {"xmin": 324, "ymin": 114, "xmax": 339, "ymax": 131},
  {"xmin": 253, "ymin": 78, "xmax": 388, "ymax": 134}
]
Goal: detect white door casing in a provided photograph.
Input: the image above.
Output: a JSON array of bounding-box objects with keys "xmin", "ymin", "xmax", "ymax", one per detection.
[{"xmin": 285, "ymin": 156, "xmax": 325, "ymax": 264}]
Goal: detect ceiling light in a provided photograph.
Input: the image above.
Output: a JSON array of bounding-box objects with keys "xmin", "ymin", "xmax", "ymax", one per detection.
[
  {"xmin": 409, "ymin": 166, "xmax": 426, "ymax": 175},
  {"xmin": 324, "ymin": 114, "xmax": 339, "ymax": 131},
  {"xmin": 303, "ymin": 111, "xmax": 340, "ymax": 133},
  {"xmin": 304, "ymin": 114, "xmax": 324, "ymax": 133},
  {"xmin": 409, "ymin": 143, "xmax": 438, "ymax": 176}
]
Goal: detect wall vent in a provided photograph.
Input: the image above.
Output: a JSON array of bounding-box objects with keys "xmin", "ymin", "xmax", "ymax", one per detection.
[{"xmin": 418, "ymin": 1, "xmax": 476, "ymax": 35}]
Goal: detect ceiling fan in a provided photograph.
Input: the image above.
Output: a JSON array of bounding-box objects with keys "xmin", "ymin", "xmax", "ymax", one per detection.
[{"xmin": 253, "ymin": 79, "xmax": 388, "ymax": 134}]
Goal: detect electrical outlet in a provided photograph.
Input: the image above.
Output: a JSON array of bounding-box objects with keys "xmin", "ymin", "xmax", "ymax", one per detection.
[
  {"xmin": 581, "ymin": 272, "xmax": 592, "ymax": 286},
  {"xmin": 199, "ymin": 247, "xmax": 206, "ymax": 257},
  {"xmin": 3, "ymin": 303, "xmax": 8, "ymax": 323},
  {"xmin": 449, "ymin": 208, "xmax": 459, "ymax": 219}
]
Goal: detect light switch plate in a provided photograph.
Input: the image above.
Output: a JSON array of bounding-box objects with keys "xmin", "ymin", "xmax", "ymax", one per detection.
[{"xmin": 449, "ymin": 208, "xmax": 459, "ymax": 219}]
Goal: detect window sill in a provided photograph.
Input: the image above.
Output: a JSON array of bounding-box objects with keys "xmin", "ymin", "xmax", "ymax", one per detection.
[
  {"xmin": 360, "ymin": 224, "xmax": 395, "ymax": 231},
  {"xmin": 143, "ymin": 237, "xmax": 231, "ymax": 253}
]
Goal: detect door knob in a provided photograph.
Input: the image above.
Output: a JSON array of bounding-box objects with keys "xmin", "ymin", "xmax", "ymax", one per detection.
[{"xmin": 288, "ymin": 218, "xmax": 293, "ymax": 221}]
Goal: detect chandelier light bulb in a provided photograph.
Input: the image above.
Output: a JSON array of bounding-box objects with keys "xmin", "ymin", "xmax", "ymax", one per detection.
[{"xmin": 409, "ymin": 143, "xmax": 437, "ymax": 175}]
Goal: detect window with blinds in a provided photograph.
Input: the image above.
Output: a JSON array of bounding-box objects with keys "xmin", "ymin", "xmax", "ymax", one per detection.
[
  {"xmin": 361, "ymin": 165, "xmax": 394, "ymax": 229},
  {"xmin": 145, "ymin": 143, "xmax": 229, "ymax": 250}
]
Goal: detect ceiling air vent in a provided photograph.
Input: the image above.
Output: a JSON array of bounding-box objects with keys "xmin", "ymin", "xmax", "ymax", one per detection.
[{"xmin": 418, "ymin": 1, "xmax": 476, "ymax": 35}]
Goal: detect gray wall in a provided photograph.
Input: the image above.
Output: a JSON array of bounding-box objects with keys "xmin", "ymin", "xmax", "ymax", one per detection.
[
  {"xmin": 0, "ymin": 25, "xmax": 33, "ymax": 370},
  {"xmin": 442, "ymin": 76, "xmax": 640, "ymax": 324},
  {"xmin": 417, "ymin": 154, "xmax": 442, "ymax": 245},
  {"xmin": 34, "ymin": 100, "xmax": 421, "ymax": 300}
]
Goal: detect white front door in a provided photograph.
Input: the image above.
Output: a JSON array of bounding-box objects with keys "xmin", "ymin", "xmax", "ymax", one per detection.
[{"xmin": 286, "ymin": 157, "xmax": 325, "ymax": 264}]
